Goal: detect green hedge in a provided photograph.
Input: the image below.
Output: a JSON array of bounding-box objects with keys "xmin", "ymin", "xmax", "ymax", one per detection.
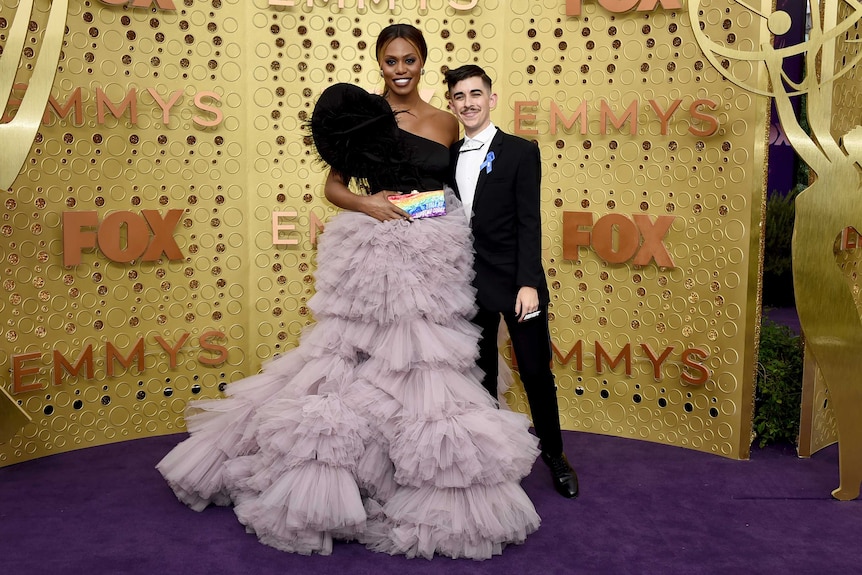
[{"xmin": 753, "ymin": 317, "xmax": 804, "ymax": 447}]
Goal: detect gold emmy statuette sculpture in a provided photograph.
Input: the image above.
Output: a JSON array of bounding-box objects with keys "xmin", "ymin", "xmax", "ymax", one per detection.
[
  {"xmin": 0, "ymin": 0, "xmax": 68, "ymax": 441},
  {"xmin": 0, "ymin": 0, "xmax": 68, "ymax": 190},
  {"xmin": 0, "ymin": 385, "xmax": 30, "ymax": 445},
  {"xmin": 690, "ymin": 0, "xmax": 862, "ymax": 499}
]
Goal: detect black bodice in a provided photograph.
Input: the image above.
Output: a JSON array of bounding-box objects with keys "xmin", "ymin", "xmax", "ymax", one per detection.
[{"xmin": 368, "ymin": 129, "xmax": 449, "ymax": 194}]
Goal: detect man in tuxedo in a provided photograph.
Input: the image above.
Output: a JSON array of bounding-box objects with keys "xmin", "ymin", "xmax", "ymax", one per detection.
[{"xmin": 445, "ymin": 64, "xmax": 579, "ymax": 499}]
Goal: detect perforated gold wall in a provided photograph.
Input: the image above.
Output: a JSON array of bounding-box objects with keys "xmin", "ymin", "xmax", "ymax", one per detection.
[
  {"xmin": 0, "ymin": 0, "xmax": 768, "ymax": 466},
  {"xmin": 1, "ymin": 0, "xmax": 254, "ymax": 463},
  {"xmin": 495, "ymin": 1, "xmax": 765, "ymax": 460}
]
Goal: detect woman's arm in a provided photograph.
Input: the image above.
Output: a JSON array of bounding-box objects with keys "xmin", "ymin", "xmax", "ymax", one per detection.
[{"xmin": 323, "ymin": 170, "xmax": 410, "ymax": 222}]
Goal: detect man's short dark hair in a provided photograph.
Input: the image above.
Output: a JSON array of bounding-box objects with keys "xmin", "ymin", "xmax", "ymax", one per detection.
[{"xmin": 445, "ymin": 64, "xmax": 492, "ymax": 92}]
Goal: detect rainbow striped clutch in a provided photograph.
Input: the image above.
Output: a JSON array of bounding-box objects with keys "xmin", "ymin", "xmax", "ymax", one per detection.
[{"xmin": 388, "ymin": 190, "xmax": 446, "ymax": 219}]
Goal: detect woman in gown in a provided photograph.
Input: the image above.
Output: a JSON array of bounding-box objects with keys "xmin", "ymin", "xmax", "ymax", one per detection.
[{"xmin": 156, "ymin": 23, "xmax": 541, "ymax": 560}]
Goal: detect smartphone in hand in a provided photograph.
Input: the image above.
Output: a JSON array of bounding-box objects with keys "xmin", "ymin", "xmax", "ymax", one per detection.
[{"xmin": 521, "ymin": 310, "xmax": 541, "ymax": 321}]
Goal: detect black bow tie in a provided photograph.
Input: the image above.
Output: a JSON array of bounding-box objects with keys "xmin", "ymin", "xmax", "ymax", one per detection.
[{"xmin": 460, "ymin": 138, "xmax": 484, "ymax": 152}]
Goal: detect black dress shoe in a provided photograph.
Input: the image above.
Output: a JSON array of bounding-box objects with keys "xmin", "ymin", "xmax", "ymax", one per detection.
[{"xmin": 541, "ymin": 452, "xmax": 579, "ymax": 499}]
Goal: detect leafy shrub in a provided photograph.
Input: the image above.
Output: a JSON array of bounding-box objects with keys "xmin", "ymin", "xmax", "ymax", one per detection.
[
  {"xmin": 762, "ymin": 188, "xmax": 799, "ymax": 308},
  {"xmin": 753, "ymin": 317, "xmax": 804, "ymax": 447}
]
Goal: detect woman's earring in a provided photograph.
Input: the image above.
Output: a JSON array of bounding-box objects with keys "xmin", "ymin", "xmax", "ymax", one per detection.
[
  {"xmin": 379, "ymin": 70, "xmax": 384, "ymax": 77},
  {"xmin": 420, "ymin": 68, "xmax": 425, "ymax": 76}
]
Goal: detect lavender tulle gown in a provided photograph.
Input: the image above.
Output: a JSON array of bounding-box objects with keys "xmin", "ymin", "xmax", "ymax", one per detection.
[{"xmin": 156, "ymin": 133, "xmax": 541, "ymax": 559}]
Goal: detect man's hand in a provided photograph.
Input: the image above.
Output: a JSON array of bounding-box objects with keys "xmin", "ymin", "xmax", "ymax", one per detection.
[
  {"xmin": 362, "ymin": 191, "xmax": 412, "ymax": 222},
  {"xmin": 515, "ymin": 286, "xmax": 539, "ymax": 321}
]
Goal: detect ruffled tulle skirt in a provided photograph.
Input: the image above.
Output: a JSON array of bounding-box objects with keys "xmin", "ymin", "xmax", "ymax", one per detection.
[{"xmin": 156, "ymin": 193, "xmax": 541, "ymax": 559}]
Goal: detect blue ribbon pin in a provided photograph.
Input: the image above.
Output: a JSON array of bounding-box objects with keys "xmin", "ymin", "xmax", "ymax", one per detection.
[{"xmin": 480, "ymin": 151, "xmax": 495, "ymax": 174}]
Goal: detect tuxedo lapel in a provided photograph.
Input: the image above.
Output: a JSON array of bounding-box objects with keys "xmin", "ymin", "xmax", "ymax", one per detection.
[
  {"xmin": 471, "ymin": 130, "xmax": 504, "ymax": 213},
  {"xmin": 450, "ymin": 140, "xmax": 464, "ymax": 200}
]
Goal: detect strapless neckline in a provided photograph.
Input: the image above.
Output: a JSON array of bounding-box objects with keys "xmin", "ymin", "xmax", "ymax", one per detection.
[{"xmin": 398, "ymin": 128, "xmax": 450, "ymax": 153}]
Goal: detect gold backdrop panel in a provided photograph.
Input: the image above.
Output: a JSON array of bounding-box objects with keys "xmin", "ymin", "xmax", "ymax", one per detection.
[
  {"xmin": 1, "ymin": 0, "xmax": 769, "ymax": 466},
  {"xmin": 687, "ymin": 0, "xmax": 862, "ymax": 498},
  {"xmin": 494, "ymin": 0, "xmax": 767, "ymax": 459},
  {"xmin": 1, "ymin": 0, "xmax": 252, "ymax": 464}
]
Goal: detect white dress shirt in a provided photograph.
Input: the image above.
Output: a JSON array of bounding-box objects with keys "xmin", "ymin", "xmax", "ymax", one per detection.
[{"xmin": 455, "ymin": 122, "xmax": 497, "ymax": 222}]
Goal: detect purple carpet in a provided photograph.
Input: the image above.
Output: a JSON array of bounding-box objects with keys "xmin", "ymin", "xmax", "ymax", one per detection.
[{"xmin": 0, "ymin": 431, "xmax": 857, "ymax": 575}]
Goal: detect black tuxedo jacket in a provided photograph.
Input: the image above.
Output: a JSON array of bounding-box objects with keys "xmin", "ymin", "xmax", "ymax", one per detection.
[{"xmin": 450, "ymin": 129, "xmax": 551, "ymax": 313}]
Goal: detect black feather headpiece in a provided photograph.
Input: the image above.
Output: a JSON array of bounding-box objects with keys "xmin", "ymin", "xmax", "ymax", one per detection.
[{"xmin": 308, "ymin": 83, "xmax": 416, "ymax": 193}]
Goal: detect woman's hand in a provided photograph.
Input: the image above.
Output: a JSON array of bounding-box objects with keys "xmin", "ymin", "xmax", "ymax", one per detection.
[
  {"xmin": 363, "ymin": 191, "xmax": 412, "ymax": 222},
  {"xmin": 323, "ymin": 171, "xmax": 411, "ymax": 222}
]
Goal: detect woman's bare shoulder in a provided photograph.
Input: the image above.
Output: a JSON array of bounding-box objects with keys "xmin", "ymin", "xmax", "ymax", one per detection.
[
  {"xmin": 423, "ymin": 105, "xmax": 460, "ymax": 145},
  {"xmin": 431, "ymin": 106, "xmax": 458, "ymax": 126}
]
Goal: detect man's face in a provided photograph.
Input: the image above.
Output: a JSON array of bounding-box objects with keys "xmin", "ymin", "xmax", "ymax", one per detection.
[{"xmin": 448, "ymin": 76, "xmax": 497, "ymax": 137}]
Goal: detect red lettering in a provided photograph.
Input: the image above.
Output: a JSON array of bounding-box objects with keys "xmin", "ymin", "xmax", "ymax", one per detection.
[
  {"xmin": 681, "ymin": 348, "xmax": 710, "ymax": 385},
  {"xmin": 689, "ymin": 99, "xmax": 719, "ymax": 137},
  {"xmin": 567, "ymin": 0, "xmax": 681, "ymax": 16},
  {"xmin": 52, "ymin": 347, "xmax": 95, "ymax": 386},
  {"xmin": 600, "ymin": 99, "xmax": 638, "ymax": 135},
  {"xmin": 199, "ymin": 331, "xmax": 228, "ymax": 366},
  {"xmin": 106, "ymin": 338, "xmax": 145, "ymax": 377},
  {"xmin": 599, "ymin": 0, "xmax": 640, "ymax": 14},
  {"xmin": 96, "ymin": 87, "xmax": 138, "ymax": 125},
  {"xmin": 97, "ymin": 211, "xmax": 151, "ymax": 263},
  {"xmin": 193, "ymin": 91, "xmax": 224, "ymax": 128},
  {"xmin": 648, "ymin": 98, "xmax": 682, "ymax": 136},
  {"xmin": 309, "ymin": 211, "xmax": 325, "ymax": 247},
  {"xmin": 514, "ymin": 101, "xmax": 539, "ymax": 136},
  {"xmin": 147, "ymin": 88, "xmax": 183, "ymax": 125},
  {"xmin": 595, "ymin": 342, "xmax": 632, "ymax": 376},
  {"xmin": 11, "ymin": 335, "xmax": 231, "ymax": 394},
  {"xmin": 63, "ymin": 210, "xmax": 184, "ymax": 265},
  {"xmin": 12, "ymin": 353, "xmax": 43, "ymax": 393},
  {"xmin": 551, "ymin": 100, "xmax": 588, "ymax": 135},
  {"xmin": 552, "ymin": 340, "xmax": 584, "ymax": 371},
  {"xmin": 562, "ymin": 212, "xmax": 594, "ymax": 260},
  {"xmin": 63, "ymin": 211, "xmax": 100, "ymax": 266},
  {"xmin": 447, "ymin": 0, "xmax": 477, "ymax": 8},
  {"xmin": 273, "ymin": 212, "xmax": 299, "ymax": 246},
  {"xmin": 46, "ymin": 88, "xmax": 84, "ymax": 126},
  {"xmin": 640, "ymin": 343, "xmax": 674, "ymax": 379},
  {"xmin": 155, "ymin": 333, "xmax": 191, "ymax": 369},
  {"xmin": 632, "ymin": 214, "xmax": 676, "ymax": 267},
  {"xmin": 592, "ymin": 213, "xmax": 639, "ymax": 264},
  {"xmin": 636, "ymin": 0, "xmax": 682, "ymax": 11},
  {"xmin": 563, "ymin": 211, "xmax": 676, "ymax": 268},
  {"xmin": 141, "ymin": 209, "xmax": 184, "ymax": 260}
]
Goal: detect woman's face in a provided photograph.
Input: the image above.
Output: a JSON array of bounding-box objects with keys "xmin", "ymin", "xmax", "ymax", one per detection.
[{"xmin": 378, "ymin": 37, "xmax": 423, "ymax": 97}]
